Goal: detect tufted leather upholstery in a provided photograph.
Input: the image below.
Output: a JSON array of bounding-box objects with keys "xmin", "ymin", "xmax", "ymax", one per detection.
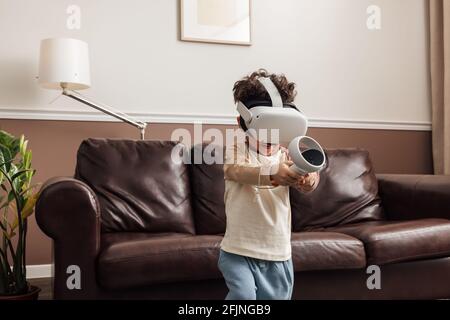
[{"xmin": 75, "ymin": 139, "xmax": 195, "ymax": 234}]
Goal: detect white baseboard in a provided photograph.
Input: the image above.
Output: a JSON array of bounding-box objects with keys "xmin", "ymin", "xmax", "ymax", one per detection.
[
  {"xmin": 0, "ymin": 107, "xmax": 432, "ymax": 131},
  {"xmin": 26, "ymin": 264, "xmax": 52, "ymax": 279}
]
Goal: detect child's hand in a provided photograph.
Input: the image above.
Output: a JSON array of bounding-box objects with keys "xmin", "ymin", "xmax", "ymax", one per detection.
[
  {"xmin": 270, "ymin": 161, "xmax": 302, "ymax": 187},
  {"xmin": 296, "ymin": 172, "xmax": 320, "ymax": 193}
]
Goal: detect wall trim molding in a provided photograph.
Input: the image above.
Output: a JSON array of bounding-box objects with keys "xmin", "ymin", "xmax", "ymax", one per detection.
[
  {"xmin": 27, "ymin": 264, "xmax": 52, "ymax": 279},
  {"xmin": 0, "ymin": 107, "xmax": 432, "ymax": 131}
]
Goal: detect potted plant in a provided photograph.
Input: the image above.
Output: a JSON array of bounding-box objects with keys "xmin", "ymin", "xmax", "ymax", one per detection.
[{"xmin": 0, "ymin": 130, "xmax": 40, "ymax": 300}]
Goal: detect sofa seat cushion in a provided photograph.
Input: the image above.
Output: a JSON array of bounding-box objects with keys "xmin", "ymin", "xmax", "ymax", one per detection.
[
  {"xmin": 326, "ymin": 218, "xmax": 450, "ymax": 265},
  {"xmin": 98, "ymin": 233, "xmax": 222, "ymax": 289},
  {"xmin": 291, "ymin": 232, "xmax": 366, "ymax": 271}
]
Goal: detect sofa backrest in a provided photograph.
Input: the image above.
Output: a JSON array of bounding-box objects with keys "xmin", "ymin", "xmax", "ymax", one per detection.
[
  {"xmin": 190, "ymin": 145, "xmax": 384, "ymax": 234},
  {"xmin": 290, "ymin": 148, "xmax": 384, "ymax": 231},
  {"xmin": 189, "ymin": 144, "xmax": 226, "ymax": 234},
  {"xmin": 75, "ymin": 139, "xmax": 195, "ymax": 234}
]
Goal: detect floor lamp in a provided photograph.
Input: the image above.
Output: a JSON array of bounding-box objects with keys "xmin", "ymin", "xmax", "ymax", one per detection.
[{"xmin": 37, "ymin": 38, "xmax": 147, "ymax": 140}]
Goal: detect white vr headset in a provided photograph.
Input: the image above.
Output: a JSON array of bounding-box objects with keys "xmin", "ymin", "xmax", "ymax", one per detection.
[{"xmin": 236, "ymin": 77, "xmax": 326, "ymax": 174}]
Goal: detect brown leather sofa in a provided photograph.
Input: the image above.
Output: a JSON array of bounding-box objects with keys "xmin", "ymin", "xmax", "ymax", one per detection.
[{"xmin": 36, "ymin": 139, "xmax": 450, "ymax": 300}]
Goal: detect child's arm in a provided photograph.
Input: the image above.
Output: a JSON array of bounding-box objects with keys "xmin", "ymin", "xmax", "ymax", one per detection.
[
  {"xmin": 224, "ymin": 163, "xmax": 272, "ymax": 186},
  {"xmin": 224, "ymin": 143, "xmax": 300, "ymax": 186},
  {"xmin": 223, "ymin": 143, "xmax": 272, "ymax": 186}
]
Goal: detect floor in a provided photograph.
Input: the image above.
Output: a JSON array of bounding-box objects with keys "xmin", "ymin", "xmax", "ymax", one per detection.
[{"xmin": 29, "ymin": 278, "xmax": 53, "ymax": 300}]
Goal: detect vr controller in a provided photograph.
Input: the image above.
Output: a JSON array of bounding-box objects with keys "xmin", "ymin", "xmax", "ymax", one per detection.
[{"xmin": 236, "ymin": 77, "xmax": 326, "ymax": 175}]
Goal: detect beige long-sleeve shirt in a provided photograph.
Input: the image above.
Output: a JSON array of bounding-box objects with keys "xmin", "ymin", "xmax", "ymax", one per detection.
[{"xmin": 220, "ymin": 141, "xmax": 293, "ymax": 261}]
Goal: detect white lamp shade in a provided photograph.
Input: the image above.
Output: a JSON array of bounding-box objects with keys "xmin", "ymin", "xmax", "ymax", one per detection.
[{"xmin": 38, "ymin": 38, "xmax": 91, "ymax": 90}]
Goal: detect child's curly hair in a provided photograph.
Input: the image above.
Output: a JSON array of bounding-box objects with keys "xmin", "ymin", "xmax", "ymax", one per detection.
[{"xmin": 233, "ymin": 69, "xmax": 297, "ymax": 104}]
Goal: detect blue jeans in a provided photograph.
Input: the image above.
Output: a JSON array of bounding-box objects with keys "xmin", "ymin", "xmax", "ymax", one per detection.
[{"xmin": 218, "ymin": 249, "xmax": 294, "ymax": 300}]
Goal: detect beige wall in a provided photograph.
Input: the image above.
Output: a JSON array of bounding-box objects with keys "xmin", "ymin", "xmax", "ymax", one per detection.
[
  {"xmin": 0, "ymin": 119, "xmax": 433, "ymax": 265},
  {"xmin": 0, "ymin": 0, "xmax": 430, "ymax": 125}
]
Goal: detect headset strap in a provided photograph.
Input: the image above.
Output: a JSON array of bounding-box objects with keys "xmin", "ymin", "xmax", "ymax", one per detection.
[{"xmin": 258, "ymin": 77, "xmax": 283, "ymax": 108}]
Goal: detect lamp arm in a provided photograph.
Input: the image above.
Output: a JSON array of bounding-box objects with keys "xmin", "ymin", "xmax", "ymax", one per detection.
[{"xmin": 62, "ymin": 90, "xmax": 147, "ymax": 140}]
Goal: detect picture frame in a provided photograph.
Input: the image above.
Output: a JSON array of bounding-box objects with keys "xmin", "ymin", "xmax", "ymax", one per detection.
[{"xmin": 180, "ymin": 0, "xmax": 252, "ymax": 46}]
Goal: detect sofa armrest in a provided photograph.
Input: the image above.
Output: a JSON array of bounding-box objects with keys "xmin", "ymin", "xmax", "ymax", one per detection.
[
  {"xmin": 377, "ymin": 174, "xmax": 450, "ymax": 221},
  {"xmin": 36, "ymin": 177, "xmax": 101, "ymax": 299}
]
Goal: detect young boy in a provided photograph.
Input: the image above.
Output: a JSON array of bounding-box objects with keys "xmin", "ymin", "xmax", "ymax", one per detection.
[{"xmin": 218, "ymin": 69, "xmax": 320, "ymax": 300}]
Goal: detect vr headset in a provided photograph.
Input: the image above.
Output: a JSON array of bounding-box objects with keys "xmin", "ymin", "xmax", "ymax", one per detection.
[{"xmin": 236, "ymin": 77, "xmax": 326, "ymax": 174}]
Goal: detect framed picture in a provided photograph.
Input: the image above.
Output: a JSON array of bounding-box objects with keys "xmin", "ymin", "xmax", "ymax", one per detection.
[{"xmin": 180, "ymin": 0, "xmax": 252, "ymax": 46}]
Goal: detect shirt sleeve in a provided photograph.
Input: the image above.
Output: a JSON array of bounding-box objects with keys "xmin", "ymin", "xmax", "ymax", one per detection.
[{"xmin": 223, "ymin": 143, "xmax": 273, "ymax": 186}]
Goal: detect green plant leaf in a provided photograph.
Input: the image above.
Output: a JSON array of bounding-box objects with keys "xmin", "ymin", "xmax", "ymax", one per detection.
[
  {"xmin": 0, "ymin": 147, "xmax": 10, "ymax": 174},
  {"xmin": 24, "ymin": 150, "xmax": 32, "ymax": 170},
  {"xmin": 0, "ymin": 130, "xmax": 35, "ymax": 295},
  {"xmin": 0, "ymin": 249, "xmax": 10, "ymax": 294},
  {"xmin": 1, "ymin": 229, "xmax": 10, "ymax": 240},
  {"xmin": 19, "ymin": 183, "xmax": 40, "ymax": 197},
  {"xmin": 11, "ymin": 169, "xmax": 32, "ymax": 182},
  {"xmin": 9, "ymin": 193, "xmax": 38, "ymax": 234},
  {"xmin": 0, "ymin": 151, "xmax": 4, "ymax": 176},
  {"xmin": 0, "ymin": 158, "xmax": 13, "ymax": 175},
  {"xmin": 19, "ymin": 135, "xmax": 25, "ymax": 155},
  {"xmin": 0, "ymin": 130, "xmax": 15, "ymax": 146},
  {"xmin": 7, "ymin": 191, "xmax": 14, "ymax": 204},
  {"xmin": 10, "ymin": 163, "xmax": 17, "ymax": 172}
]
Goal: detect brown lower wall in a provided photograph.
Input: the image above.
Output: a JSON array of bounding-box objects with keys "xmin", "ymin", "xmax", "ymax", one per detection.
[{"xmin": 0, "ymin": 119, "xmax": 433, "ymax": 265}]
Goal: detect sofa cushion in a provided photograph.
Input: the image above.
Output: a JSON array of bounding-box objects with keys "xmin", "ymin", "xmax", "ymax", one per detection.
[
  {"xmin": 291, "ymin": 149, "xmax": 384, "ymax": 231},
  {"xmin": 98, "ymin": 231, "xmax": 367, "ymax": 290},
  {"xmin": 98, "ymin": 233, "xmax": 222, "ymax": 289},
  {"xmin": 189, "ymin": 144, "xmax": 226, "ymax": 234},
  {"xmin": 291, "ymin": 232, "xmax": 366, "ymax": 271},
  {"xmin": 326, "ymin": 218, "xmax": 450, "ymax": 265},
  {"xmin": 75, "ymin": 139, "xmax": 195, "ymax": 233}
]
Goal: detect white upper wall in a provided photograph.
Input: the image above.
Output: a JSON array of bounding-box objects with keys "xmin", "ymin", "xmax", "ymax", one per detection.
[{"xmin": 0, "ymin": 0, "xmax": 431, "ymax": 123}]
